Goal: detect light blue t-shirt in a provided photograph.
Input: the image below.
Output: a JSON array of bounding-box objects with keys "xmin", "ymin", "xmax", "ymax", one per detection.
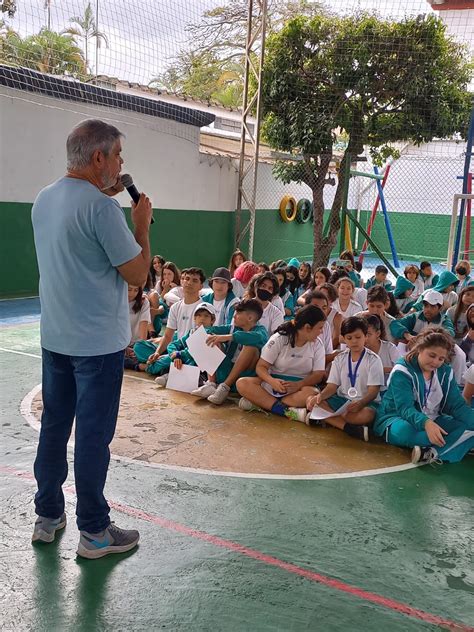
[{"xmin": 32, "ymin": 177, "xmax": 141, "ymax": 356}]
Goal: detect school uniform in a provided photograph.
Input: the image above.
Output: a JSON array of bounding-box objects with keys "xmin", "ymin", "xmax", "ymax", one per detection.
[
  {"xmin": 446, "ymin": 306, "xmax": 468, "ymax": 344},
  {"xmin": 133, "ymin": 298, "xmax": 201, "ymax": 363},
  {"xmin": 260, "ymin": 332, "xmax": 325, "ymax": 396},
  {"xmin": 374, "ymin": 358, "xmax": 474, "ymax": 462},
  {"xmin": 456, "ymin": 275, "xmax": 474, "ymax": 293},
  {"xmin": 232, "ymin": 278, "xmax": 246, "ymax": 299},
  {"xmin": 211, "ymin": 324, "xmax": 268, "ymax": 386},
  {"xmin": 163, "ymin": 286, "xmax": 184, "ymax": 306},
  {"xmin": 320, "ymin": 321, "xmax": 334, "ymax": 355},
  {"xmin": 364, "ymin": 277, "xmax": 393, "ymax": 292},
  {"xmin": 272, "ymin": 295, "xmax": 285, "ymax": 313},
  {"xmin": 412, "ymin": 271, "xmax": 459, "ymax": 312},
  {"xmin": 128, "ymin": 298, "xmax": 151, "ymax": 344},
  {"xmin": 280, "ymin": 289, "xmax": 296, "ymax": 320},
  {"xmin": 201, "ymin": 290, "xmax": 239, "ymax": 326},
  {"xmin": 373, "ymin": 340, "xmax": 402, "ymax": 387},
  {"xmin": 355, "ymin": 310, "xmax": 397, "ymax": 344},
  {"xmin": 326, "ymin": 348, "xmax": 385, "ymax": 411},
  {"xmin": 411, "ymin": 277, "xmax": 425, "ymax": 301},
  {"xmin": 393, "ymin": 277, "xmax": 415, "ymax": 314},
  {"xmin": 390, "ymin": 311, "xmax": 455, "ymax": 339},
  {"xmin": 259, "ymin": 302, "xmax": 285, "ymax": 335},
  {"xmin": 333, "ymin": 298, "xmax": 363, "ymax": 319}
]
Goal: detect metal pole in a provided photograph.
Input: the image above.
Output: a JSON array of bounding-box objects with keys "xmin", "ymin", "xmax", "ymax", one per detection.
[
  {"xmin": 235, "ymin": 0, "xmax": 268, "ymax": 261},
  {"xmin": 452, "ymin": 105, "xmax": 474, "ymax": 269},
  {"xmin": 95, "ymin": 0, "xmax": 100, "ymax": 79},
  {"xmin": 374, "ymin": 166, "xmax": 399, "ymax": 268},
  {"xmin": 338, "ymin": 156, "xmax": 351, "ymax": 254}
]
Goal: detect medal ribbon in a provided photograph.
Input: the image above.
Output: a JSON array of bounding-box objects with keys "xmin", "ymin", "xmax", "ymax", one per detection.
[{"xmin": 348, "ymin": 349, "xmax": 366, "ymax": 389}]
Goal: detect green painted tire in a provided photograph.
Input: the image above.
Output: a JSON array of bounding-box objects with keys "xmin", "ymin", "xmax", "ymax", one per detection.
[{"xmin": 296, "ymin": 198, "xmax": 312, "ymax": 223}]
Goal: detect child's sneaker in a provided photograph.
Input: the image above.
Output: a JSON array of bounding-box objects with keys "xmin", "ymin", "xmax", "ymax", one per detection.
[
  {"xmin": 344, "ymin": 424, "xmax": 369, "ymax": 441},
  {"xmin": 284, "ymin": 407, "xmax": 308, "ymax": 423},
  {"xmin": 32, "ymin": 513, "xmax": 67, "ymax": 543},
  {"xmin": 154, "ymin": 373, "xmax": 168, "ymax": 387},
  {"xmin": 238, "ymin": 397, "xmax": 257, "ymax": 411},
  {"xmin": 411, "ymin": 446, "xmax": 440, "ymax": 465},
  {"xmin": 76, "ymin": 523, "xmax": 140, "ymax": 559},
  {"xmin": 207, "ymin": 383, "xmax": 230, "ymax": 405},
  {"xmin": 191, "ymin": 381, "xmax": 217, "ymax": 398}
]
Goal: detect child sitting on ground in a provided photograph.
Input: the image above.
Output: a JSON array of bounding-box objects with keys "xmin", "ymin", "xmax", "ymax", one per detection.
[
  {"xmin": 339, "ymin": 250, "xmax": 362, "ymax": 287},
  {"xmin": 245, "ymin": 271, "xmax": 285, "ymax": 335},
  {"xmin": 191, "ymin": 298, "xmax": 268, "ymax": 405},
  {"xmin": 364, "ymin": 264, "xmax": 393, "ymax": 291},
  {"xmin": 274, "ymin": 267, "xmax": 296, "ymax": 320},
  {"xmin": 232, "ymin": 261, "xmax": 259, "ymax": 298},
  {"xmin": 374, "ymin": 329, "xmax": 474, "ymax": 463},
  {"xmin": 236, "ymin": 305, "xmax": 327, "ymax": 421},
  {"xmin": 297, "ymin": 267, "xmax": 331, "ymax": 305},
  {"xmin": 201, "ymin": 267, "xmax": 239, "ymax": 326},
  {"xmin": 134, "ymin": 267, "xmax": 206, "ymax": 368},
  {"xmin": 229, "ymin": 249, "xmax": 247, "ymax": 277},
  {"xmin": 404, "ymin": 264, "xmax": 424, "ymax": 300},
  {"xmin": 124, "ymin": 285, "xmax": 151, "ymax": 370},
  {"xmin": 419, "ymin": 261, "xmax": 438, "ymax": 290},
  {"xmin": 454, "ymin": 260, "xmax": 473, "ymax": 293},
  {"xmin": 447, "ymin": 286, "xmax": 474, "ymax": 344},
  {"xmin": 319, "ymin": 283, "xmax": 343, "ymax": 349},
  {"xmin": 460, "ymin": 304, "xmax": 474, "ymax": 365},
  {"xmin": 364, "ymin": 314, "xmax": 401, "ymax": 388},
  {"xmin": 412, "ymin": 271, "xmax": 459, "ymax": 312},
  {"xmin": 333, "ymin": 276, "xmax": 364, "ymax": 319},
  {"xmin": 147, "ymin": 303, "xmax": 217, "ymax": 376},
  {"xmin": 392, "ymin": 276, "xmax": 415, "ymax": 316},
  {"xmin": 305, "ymin": 316, "xmax": 385, "ymax": 441},
  {"xmin": 303, "ymin": 291, "xmax": 336, "ymax": 363},
  {"xmin": 463, "ymin": 364, "xmax": 474, "ymax": 406},
  {"xmin": 355, "ymin": 286, "xmax": 397, "ymax": 343}
]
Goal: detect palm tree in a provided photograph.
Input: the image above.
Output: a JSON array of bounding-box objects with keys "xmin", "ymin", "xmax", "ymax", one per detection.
[
  {"xmin": 9, "ymin": 28, "xmax": 87, "ymax": 78},
  {"xmin": 63, "ymin": 2, "xmax": 108, "ymax": 73}
]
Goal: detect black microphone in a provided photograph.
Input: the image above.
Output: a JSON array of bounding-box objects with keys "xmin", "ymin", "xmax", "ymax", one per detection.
[{"xmin": 121, "ymin": 173, "xmax": 154, "ymax": 224}]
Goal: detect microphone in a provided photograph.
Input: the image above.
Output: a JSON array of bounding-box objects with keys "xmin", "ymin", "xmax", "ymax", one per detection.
[{"xmin": 120, "ymin": 173, "xmax": 154, "ymax": 224}]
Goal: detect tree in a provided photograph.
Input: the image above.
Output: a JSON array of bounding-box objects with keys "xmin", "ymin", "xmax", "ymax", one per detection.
[
  {"xmin": 155, "ymin": 0, "xmax": 327, "ymax": 107},
  {"xmin": 63, "ymin": 1, "xmax": 108, "ymax": 73},
  {"xmin": 0, "ymin": 27, "xmax": 87, "ymax": 78},
  {"xmin": 261, "ymin": 13, "xmax": 473, "ymax": 266},
  {"xmin": 0, "ymin": 0, "xmax": 16, "ymax": 18}
]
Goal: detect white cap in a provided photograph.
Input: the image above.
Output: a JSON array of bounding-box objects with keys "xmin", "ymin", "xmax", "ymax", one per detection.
[
  {"xmin": 193, "ymin": 302, "xmax": 217, "ymax": 317},
  {"xmin": 422, "ymin": 290, "xmax": 443, "ymax": 306}
]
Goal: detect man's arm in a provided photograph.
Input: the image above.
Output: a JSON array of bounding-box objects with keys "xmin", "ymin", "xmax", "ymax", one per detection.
[{"xmin": 117, "ymin": 193, "xmax": 152, "ymax": 286}]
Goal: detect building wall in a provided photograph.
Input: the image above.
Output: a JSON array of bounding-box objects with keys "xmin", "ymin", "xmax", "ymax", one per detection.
[{"xmin": 0, "ymin": 87, "xmax": 468, "ymax": 297}]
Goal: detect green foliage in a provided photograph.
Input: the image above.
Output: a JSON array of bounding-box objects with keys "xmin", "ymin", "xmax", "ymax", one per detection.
[
  {"xmin": 0, "ymin": 27, "xmax": 87, "ymax": 78},
  {"xmin": 62, "ymin": 1, "xmax": 108, "ymax": 72},
  {"xmin": 261, "ymin": 11, "xmax": 473, "ymax": 263}
]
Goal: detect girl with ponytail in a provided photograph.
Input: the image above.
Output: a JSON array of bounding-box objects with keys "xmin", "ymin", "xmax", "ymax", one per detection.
[{"xmin": 236, "ymin": 305, "xmax": 327, "ymax": 421}]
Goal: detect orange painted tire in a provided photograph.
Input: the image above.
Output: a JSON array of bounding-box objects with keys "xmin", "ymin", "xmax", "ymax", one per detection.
[
  {"xmin": 279, "ymin": 196, "xmax": 297, "ymax": 223},
  {"xmin": 296, "ymin": 198, "xmax": 312, "ymax": 223}
]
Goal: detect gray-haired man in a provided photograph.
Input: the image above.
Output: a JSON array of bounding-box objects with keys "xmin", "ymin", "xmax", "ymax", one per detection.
[{"xmin": 31, "ymin": 119, "xmax": 152, "ymax": 558}]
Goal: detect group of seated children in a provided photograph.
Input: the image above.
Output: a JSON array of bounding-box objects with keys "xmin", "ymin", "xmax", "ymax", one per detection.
[{"xmin": 126, "ymin": 249, "xmax": 474, "ymax": 465}]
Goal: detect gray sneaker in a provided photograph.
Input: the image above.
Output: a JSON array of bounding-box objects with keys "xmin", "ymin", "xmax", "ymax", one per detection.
[
  {"xmin": 32, "ymin": 513, "xmax": 67, "ymax": 543},
  {"xmin": 76, "ymin": 522, "xmax": 140, "ymax": 559},
  {"xmin": 191, "ymin": 381, "xmax": 217, "ymax": 399}
]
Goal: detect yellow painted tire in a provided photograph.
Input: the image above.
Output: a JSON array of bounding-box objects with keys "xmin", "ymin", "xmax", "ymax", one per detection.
[
  {"xmin": 296, "ymin": 198, "xmax": 312, "ymax": 223},
  {"xmin": 279, "ymin": 196, "xmax": 297, "ymax": 223}
]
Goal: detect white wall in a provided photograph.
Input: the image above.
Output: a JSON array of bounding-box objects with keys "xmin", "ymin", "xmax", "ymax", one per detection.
[{"xmin": 0, "ymin": 87, "xmax": 238, "ymax": 212}]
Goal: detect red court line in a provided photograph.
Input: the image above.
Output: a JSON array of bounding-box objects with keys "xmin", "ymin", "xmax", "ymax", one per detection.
[{"xmin": 2, "ymin": 464, "xmax": 473, "ymax": 632}]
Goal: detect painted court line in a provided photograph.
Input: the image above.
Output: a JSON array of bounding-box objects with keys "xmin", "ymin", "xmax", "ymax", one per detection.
[
  {"xmin": 0, "ymin": 464, "xmax": 472, "ymax": 632},
  {"xmin": 19, "ymin": 383, "xmax": 417, "ymax": 480}
]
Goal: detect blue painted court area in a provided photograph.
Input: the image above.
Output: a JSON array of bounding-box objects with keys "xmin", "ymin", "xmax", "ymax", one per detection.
[{"xmin": 0, "ymin": 297, "xmax": 41, "ymax": 325}]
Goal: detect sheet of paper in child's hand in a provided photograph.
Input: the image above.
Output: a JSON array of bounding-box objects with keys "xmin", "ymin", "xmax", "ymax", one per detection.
[
  {"xmin": 310, "ymin": 400, "xmax": 351, "ymax": 420},
  {"xmin": 166, "ymin": 364, "xmax": 200, "ymax": 393},
  {"xmin": 186, "ymin": 325, "xmax": 226, "ymax": 375}
]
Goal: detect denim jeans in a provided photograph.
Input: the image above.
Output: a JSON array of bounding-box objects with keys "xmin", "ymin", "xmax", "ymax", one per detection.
[{"xmin": 34, "ymin": 348, "xmax": 125, "ymax": 532}]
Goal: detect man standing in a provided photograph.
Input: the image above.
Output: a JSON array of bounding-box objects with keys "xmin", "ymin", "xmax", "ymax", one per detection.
[{"xmin": 31, "ymin": 119, "xmax": 152, "ymax": 559}]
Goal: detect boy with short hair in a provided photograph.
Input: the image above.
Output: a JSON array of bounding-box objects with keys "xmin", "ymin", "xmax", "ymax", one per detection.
[
  {"xmin": 201, "ymin": 267, "xmax": 239, "ymax": 326},
  {"xmin": 390, "ymin": 290, "xmax": 455, "ymax": 342},
  {"xmin": 134, "ymin": 267, "xmax": 205, "ymax": 366},
  {"xmin": 404, "ymin": 264, "xmax": 424, "ymax": 300},
  {"xmin": 420, "ymin": 261, "xmax": 438, "ymax": 290},
  {"xmin": 148, "ymin": 303, "xmax": 217, "ymax": 378},
  {"xmin": 305, "ymin": 317, "xmax": 385, "ymax": 441},
  {"xmin": 192, "ymin": 299, "xmax": 268, "ymax": 405},
  {"xmin": 355, "ymin": 285, "xmax": 397, "ymax": 343},
  {"xmin": 364, "ymin": 265, "xmax": 393, "ymax": 291}
]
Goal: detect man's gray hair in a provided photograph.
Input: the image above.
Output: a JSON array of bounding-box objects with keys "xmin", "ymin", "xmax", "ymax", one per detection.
[{"xmin": 66, "ymin": 119, "xmax": 124, "ymax": 170}]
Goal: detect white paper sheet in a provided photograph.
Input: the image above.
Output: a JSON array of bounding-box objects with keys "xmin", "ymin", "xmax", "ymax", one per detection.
[
  {"xmin": 186, "ymin": 325, "xmax": 226, "ymax": 375},
  {"xmin": 166, "ymin": 363, "xmax": 200, "ymax": 393},
  {"xmin": 310, "ymin": 400, "xmax": 351, "ymax": 420}
]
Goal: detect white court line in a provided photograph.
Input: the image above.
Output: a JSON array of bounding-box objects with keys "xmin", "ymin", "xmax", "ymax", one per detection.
[{"xmin": 18, "ymin": 382, "xmax": 417, "ymax": 481}]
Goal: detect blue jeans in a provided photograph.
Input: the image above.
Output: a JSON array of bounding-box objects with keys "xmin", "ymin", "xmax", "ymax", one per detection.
[{"xmin": 34, "ymin": 348, "xmax": 125, "ymax": 532}]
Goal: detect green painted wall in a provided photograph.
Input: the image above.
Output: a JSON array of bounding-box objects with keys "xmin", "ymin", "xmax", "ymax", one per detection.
[
  {"xmin": 0, "ymin": 202, "xmax": 235, "ymax": 298},
  {"xmin": 0, "ymin": 202, "xmax": 465, "ymax": 298}
]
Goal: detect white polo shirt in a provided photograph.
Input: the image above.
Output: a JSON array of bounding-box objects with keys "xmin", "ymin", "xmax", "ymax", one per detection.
[
  {"xmin": 167, "ymin": 299, "xmax": 201, "ymax": 338},
  {"xmin": 261, "ymin": 332, "xmax": 325, "ymax": 378},
  {"xmin": 328, "ymin": 348, "xmax": 385, "ymax": 401}
]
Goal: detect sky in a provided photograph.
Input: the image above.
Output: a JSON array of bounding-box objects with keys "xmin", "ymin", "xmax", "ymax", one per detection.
[{"xmin": 6, "ymin": 0, "xmax": 470, "ymax": 86}]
